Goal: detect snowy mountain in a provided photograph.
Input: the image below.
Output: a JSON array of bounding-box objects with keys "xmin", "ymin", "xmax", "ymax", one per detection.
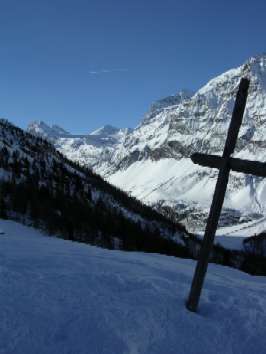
[
  {"xmin": 28, "ymin": 55, "xmax": 266, "ymax": 233},
  {"xmin": 0, "ymin": 119, "xmax": 189, "ymax": 255},
  {"xmin": 28, "ymin": 120, "xmax": 71, "ymax": 138},
  {"xmin": 4, "ymin": 119, "xmax": 266, "ymax": 268},
  {"xmin": 107, "ymin": 55, "xmax": 266, "ymax": 230},
  {"xmin": 28, "ymin": 121, "xmax": 132, "ymax": 175},
  {"xmin": 142, "ymin": 89, "xmax": 194, "ymax": 123},
  {"xmin": 0, "ymin": 219, "xmax": 266, "ymax": 354}
]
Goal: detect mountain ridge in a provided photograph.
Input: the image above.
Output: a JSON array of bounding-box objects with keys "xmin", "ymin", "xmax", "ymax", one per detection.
[
  {"xmin": 27, "ymin": 54, "xmax": 266, "ymax": 232},
  {"xmin": 0, "ymin": 118, "xmax": 191, "ymax": 257}
]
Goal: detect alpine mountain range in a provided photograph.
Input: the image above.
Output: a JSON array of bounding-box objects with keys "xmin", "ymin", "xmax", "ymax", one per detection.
[{"xmin": 28, "ymin": 54, "xmax": 266, "ymax": 231}]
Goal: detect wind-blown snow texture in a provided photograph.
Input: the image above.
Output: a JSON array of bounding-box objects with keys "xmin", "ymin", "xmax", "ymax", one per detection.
[
  {"xmin": 28, "ymin": 55, "xmax": 266, "ymax": 233},
  {"xmin": 0, "ymin": 219, "xmax": 266, "ymax": 354}
]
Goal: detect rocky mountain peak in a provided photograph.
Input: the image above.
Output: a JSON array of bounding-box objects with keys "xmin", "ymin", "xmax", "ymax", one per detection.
[
  {"xmin": 142, "ymin": 90, "xmax": 194, "ymax": 124},
  {"xmin": 90, "ymin": 125, "xmax": 120, "ymax": 136},
  {"xmin": 149, "ymin": 90, "xmax": 194, "ymax": 113},
  {"xmin": 28, "ymin": 121, "xmax": 70, "ymax": 139}
]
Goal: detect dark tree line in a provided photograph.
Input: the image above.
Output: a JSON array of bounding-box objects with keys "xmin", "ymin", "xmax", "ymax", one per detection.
[{"xmin": 0, "ymin": 119, "xmax": 189, "ymax": 258}]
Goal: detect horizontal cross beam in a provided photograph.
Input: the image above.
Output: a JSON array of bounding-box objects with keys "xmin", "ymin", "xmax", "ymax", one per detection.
[{"xmin": 191, "ymin": 153, "xmax": 266, "ymax": 178}]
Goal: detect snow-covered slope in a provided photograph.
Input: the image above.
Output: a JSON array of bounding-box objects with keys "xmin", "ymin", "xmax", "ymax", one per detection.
[
  {"xmin": 1, "ymin": 219, "xmax": 266, "ymax": 354},
  {"xmin": 28, "ymin": 55, "xmax": 266, "ymax": 233}
]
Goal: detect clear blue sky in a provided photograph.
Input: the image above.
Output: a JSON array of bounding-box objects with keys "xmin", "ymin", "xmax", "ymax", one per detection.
[{"xmin": 0, "ymin": 0, "xmax": 265, "ymax": 133}]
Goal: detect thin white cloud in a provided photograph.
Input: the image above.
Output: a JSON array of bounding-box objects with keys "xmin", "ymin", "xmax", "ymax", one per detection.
[{"xmin": 88, "ymin": 68, "xmax": 128, "ymax": 75}]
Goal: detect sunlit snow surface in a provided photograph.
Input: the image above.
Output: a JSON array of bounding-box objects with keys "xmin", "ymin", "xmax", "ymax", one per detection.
[{"xmin": 0, "ymin": 220, "xmax": 266, "ymax": 354}]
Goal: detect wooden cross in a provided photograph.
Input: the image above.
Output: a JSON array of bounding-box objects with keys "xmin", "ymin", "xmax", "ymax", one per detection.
[{"xmin": 186, "ymin": 77, "xmax": 258, "ymax": 312}]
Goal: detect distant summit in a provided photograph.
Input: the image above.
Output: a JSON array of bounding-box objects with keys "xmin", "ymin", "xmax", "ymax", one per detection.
[
  {"xmin": 142, "ymin": 90, "xmax": 194, "ymax": 123},
  {"xmin": 28, "ymin": 121, "xmax": 70, "ymax": 138},
  {"xmin": 90, "ymin": 125, "xmax": 121, "ymax": 136},
  {"xmin": 27, "ymin": 121, "xmax": 131, "ymax": 175},
  {"xmin": 149, "ymin": 90, "xmax": 194, "ymax": 113}
]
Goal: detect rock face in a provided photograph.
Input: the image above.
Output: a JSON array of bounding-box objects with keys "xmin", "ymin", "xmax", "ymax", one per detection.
[{"xmin": 28, "ymin": 55, "xmax": 266, "ymax": 230}]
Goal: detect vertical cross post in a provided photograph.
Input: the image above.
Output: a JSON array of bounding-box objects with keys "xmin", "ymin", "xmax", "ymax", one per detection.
[{"xmin": 186, "ymin": 78, "xmax": 250, "ymax": 312}]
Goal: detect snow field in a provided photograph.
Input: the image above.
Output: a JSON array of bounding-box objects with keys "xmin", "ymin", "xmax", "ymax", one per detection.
[{"xmin": 0, "ymin": 220, "xmax": 266, "ymax": 354}]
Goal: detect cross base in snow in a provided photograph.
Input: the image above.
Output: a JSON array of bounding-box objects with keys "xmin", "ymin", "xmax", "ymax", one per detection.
[{"xmin": 185, "ymin": 77, "xmax": 263, "ymax": 312}]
